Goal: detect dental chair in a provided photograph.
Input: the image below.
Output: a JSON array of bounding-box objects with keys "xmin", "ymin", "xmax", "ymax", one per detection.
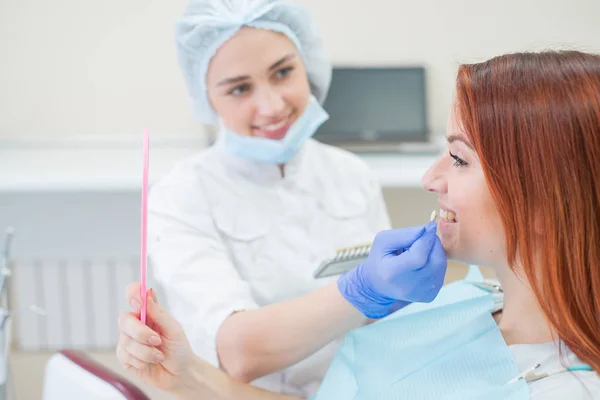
[{"xmin": 42, "ymin": 349, "xmax": 150, "ymax": 400}]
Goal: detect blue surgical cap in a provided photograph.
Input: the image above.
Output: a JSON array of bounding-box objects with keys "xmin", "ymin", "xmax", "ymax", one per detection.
[{"xmin": 175, "ymin": 0, "xmax": 332, "ymax": 124}]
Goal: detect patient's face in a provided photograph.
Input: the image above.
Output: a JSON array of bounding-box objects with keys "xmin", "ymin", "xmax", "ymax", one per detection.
[{"xmin": 421, "ymin": 107, "xmax": 506, "ymax": 267}]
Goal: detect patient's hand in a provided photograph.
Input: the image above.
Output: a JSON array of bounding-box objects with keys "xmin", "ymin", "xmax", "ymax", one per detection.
[{"xmin": 116, "ymin": 283, "xmax": 194, "ymax": 393}]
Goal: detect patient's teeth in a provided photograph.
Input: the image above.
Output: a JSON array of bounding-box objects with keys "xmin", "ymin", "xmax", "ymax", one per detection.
[{"xmin": 438, "ymin": 208, "xmax": 457, "ymax": 222}]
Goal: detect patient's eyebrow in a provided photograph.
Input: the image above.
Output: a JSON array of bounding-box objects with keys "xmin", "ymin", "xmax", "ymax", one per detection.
[{"xmin": 446, "ymin": 134, "xmax": 474, "ymax": 151}]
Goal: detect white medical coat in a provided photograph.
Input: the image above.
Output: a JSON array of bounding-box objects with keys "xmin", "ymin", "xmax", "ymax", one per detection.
[{"xmin": 148, "ymin": 138, "xmax": 391, "ymax": 397}]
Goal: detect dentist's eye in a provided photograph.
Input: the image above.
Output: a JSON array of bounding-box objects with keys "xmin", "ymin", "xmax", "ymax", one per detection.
[
  {"xmin": 229, "ymin": 83, "xmax": 251, "ymax": 96},
  {"xmin": 449, "ymin": 151, "xmax": 468, "ymax": 167},
  {"xmin": 275, "ymin": 66, "xmax": 294, "ymax": 79}
]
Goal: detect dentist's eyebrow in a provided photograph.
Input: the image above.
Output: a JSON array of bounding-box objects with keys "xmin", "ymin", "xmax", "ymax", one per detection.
[
  {"xmin": 217, "ymin": 75, "xmax": 250, "ymax": 87},
  {"xmin": 446, "ymin": 134, "xmax": 475, "ymax": 151},
  {"xmin": 268, "ymin": 54, "xmax": 296, "ymax": 71},
  {"xmin": 217, "ymin": 54, "xmax": 296, "ymax": 86}
]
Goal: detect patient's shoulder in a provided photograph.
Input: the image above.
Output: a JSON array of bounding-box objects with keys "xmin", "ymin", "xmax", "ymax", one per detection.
[
  {"xmin": 510, "ymin": 342, "xmax": 600, "ymax": 399},
  {"xmin": 528, "ymin": 371, "xmax": 600, "ymax": 399}
]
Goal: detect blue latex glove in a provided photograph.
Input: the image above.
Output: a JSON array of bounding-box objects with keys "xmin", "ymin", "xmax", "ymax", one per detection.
[{"xmin": 337, "ymin": 222, "xmax": 447, "ymax": 319}]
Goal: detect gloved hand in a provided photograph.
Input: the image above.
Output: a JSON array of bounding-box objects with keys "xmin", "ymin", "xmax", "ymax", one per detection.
[{"xmin": 337, "ymin": 222, "xmax": 447, "ymax": 319}]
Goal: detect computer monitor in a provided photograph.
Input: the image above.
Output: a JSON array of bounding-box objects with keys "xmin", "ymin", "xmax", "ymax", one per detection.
[{"xmin": 315, "ymin": 67, "xmax": 429, "ymax": 146}]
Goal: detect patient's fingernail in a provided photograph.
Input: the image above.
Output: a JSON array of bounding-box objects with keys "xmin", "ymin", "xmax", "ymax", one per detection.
[
  {"xmin": 130, "ymin": 299, "xmax": 140, "ymax": 311},
  {"xmin": 155, "ymin": 352, "xmax": 165, "ymax": 363}
]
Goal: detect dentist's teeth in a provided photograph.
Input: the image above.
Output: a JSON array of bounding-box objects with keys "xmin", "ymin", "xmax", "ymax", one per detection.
[{"xmin": 262, "ymin": 119, "xmax": 287, "ymax": 131}]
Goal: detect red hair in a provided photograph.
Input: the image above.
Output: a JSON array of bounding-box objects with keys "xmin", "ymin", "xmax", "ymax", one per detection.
[{"xmin": 455, "ymin": 51, "xmax": 600, "ymax": 371}]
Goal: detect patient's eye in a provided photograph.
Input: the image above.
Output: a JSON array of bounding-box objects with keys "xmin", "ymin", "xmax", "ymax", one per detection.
[{"xmin": 449, "ymin": 151, "xmax": 468, "ymax": 167}]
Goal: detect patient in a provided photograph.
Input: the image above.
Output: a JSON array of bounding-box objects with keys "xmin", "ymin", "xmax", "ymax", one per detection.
[{"xmin": 116, "ymin": 50, "xmax": 600, "ymax": 399}]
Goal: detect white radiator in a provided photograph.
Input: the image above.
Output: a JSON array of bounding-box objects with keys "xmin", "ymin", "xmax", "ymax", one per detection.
[{"xmin": 12, "ymin": 258, "xmax": 156, "ymax": 351}]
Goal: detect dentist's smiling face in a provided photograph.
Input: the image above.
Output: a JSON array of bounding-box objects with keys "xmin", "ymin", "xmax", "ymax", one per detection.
[
  {"xmin": 421, "ymin": 105, "xmax": 507, "ymax": 268},
  {"xmin": 206, "ymin": 27, "xmax": 311, "ymax": 140}
]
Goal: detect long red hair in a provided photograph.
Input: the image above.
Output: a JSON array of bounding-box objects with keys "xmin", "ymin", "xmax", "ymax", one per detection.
[{"xmin": 455, "ymin": 51, "xmax": 600, "ymax": 371}]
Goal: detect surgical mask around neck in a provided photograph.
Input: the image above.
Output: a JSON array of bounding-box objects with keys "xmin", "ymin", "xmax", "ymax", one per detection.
[{"xmin": 220, "ymin": 95, "xmax": 329, "ymax": 164}]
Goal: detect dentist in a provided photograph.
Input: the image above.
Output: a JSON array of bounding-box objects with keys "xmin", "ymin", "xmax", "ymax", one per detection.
[{"xmin": 137, "ymin": 0, "xmax": 446, "ymax": 397}]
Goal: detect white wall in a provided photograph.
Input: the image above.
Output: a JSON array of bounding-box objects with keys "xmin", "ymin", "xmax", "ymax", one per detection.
[{"xmin": 1, "ymin": 0, "xmax": 599, "ymax": 139}]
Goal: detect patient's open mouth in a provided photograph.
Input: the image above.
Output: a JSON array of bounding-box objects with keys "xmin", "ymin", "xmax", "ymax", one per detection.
[{"xmin": 440, "ymin": 209, "xmax": 457, "ymax": 223}]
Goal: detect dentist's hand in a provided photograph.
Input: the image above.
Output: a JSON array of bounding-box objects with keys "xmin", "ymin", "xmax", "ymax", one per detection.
[
  {"xmin": 116, "ymin": 284, "xmax": 194, "ymax": 393},
  {"xmin": 337, "ymin": 222, "xmax": 447, "ymax": 319}
]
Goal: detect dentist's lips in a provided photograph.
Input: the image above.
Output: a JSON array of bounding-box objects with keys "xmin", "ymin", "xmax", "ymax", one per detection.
[{"xmin": 253, "ymin": 116, "xmax": 293, "ymax": 140}]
